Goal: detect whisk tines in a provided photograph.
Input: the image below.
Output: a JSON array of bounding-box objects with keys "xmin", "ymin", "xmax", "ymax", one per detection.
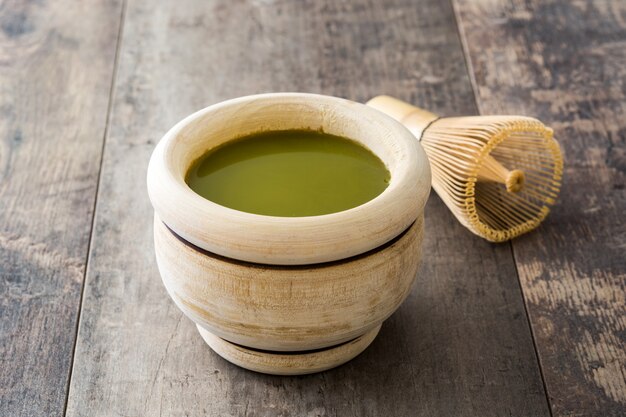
[{"xmin": 367, "ymin": 96, "xmax": 563, "ymax": 242}]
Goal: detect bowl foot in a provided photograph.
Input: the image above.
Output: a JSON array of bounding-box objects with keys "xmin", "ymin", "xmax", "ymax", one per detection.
[{"xmin": 196, "ymin": 325, "xmax": 382, "ymax": 375}]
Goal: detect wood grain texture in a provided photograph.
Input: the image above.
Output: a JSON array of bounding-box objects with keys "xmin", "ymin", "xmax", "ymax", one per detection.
[
  {"xmin": 65, "ymin": 0, "xmax": 550, "ymax": 415},
  {"xmin": 453, "ymin": 0, "xmax": 626, "ymax": 415},
  {"xmin": 154, "ymin": 214, "xmax": 423, "ymax": 352},
  {"xmin": 0, "ymin": 1, "xmax": 123, "ymax": 416}
]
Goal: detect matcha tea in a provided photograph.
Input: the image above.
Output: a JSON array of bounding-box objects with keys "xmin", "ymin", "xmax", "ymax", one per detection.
[{"xmin": 186, "ymin": 130, "xmax": 390, "ymax": 217}]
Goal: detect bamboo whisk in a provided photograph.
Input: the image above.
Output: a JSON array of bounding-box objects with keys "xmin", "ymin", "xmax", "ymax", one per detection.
[{"xmin": 367, "ymin": 96, "xmax": 563, "ymax": 242}]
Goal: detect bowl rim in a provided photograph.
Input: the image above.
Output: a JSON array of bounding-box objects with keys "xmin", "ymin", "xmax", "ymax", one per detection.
[{"xmin": 147, "ymin": 92, "xmax": 430, "ymax": 265}]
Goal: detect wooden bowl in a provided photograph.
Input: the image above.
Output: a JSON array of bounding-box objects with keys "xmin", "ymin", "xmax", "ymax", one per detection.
[{"xmin": 147, "ymin": 93, "xmax": 431, "ymax": 374}]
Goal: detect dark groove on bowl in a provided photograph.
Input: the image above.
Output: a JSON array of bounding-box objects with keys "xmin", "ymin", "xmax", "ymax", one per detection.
[
  {"xmin": 163, "ymin": 219, "xmax": 418, "ymax": 269},
  {"xmin": 219, "ymin": 333, "xmax": 368, "ymax": 356}
]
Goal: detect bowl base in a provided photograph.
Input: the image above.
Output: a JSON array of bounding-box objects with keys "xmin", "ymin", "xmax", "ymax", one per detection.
[{"xmin": 196, "ymin": 324, "xmax": 381, "ymax": 375}]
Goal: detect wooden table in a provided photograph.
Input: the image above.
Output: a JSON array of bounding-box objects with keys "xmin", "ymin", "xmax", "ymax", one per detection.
[{"xmin": 1, "ymin": 1, "xmax": 624, "ymax": 416}]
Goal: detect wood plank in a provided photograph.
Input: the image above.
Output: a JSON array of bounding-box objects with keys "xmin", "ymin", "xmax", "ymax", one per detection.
[
  {"xmin": 453, "ymin": 0, "xmax": 626, "ymax": 415},
  {"xmin": 65, "ymin": 0, "xmax": 550, "ymax": 415},
  {"xmin": 0, "ymin": 1, "xmax": 124, "ymax": 416}
]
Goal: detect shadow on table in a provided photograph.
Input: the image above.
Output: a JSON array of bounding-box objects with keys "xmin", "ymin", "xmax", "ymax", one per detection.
[{"xmin": 215, "ymin": 287, "xmax": 544, "ymax": 417}]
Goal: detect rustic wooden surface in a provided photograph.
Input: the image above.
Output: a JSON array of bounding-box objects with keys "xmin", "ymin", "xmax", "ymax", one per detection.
[
  {"xmin": 0, "ymin": 0, "xmax": 623, "ymax": 416},
  {"xmin": 454, "ymin": 0, "xmax": 626, "ymax": 415},
  {"xmin": 0, "ymin": 1, "xmax": 123, "ymax": 416},
  {"xmin": 65, "ymin": 0, "xmax": 548, "ymax": 416}
]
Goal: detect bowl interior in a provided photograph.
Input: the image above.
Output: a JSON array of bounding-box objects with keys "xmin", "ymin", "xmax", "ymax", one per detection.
[{"xmin": 165, "ymin": 95, "xmax": 410, "ymax": 200}]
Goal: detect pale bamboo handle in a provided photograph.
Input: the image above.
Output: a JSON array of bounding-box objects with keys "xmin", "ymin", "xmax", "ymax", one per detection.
[
  {"xmin": 366, "ymin": 95, "xmax": 438, "ymax": 139},
  {"xmin": 366, "ymin": 95, "xmax": 525, "ymax": 193}
]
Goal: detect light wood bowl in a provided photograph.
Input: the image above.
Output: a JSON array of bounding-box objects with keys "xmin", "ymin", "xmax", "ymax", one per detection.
[
  {"xmin": 147, "ymin": 93, "xmax": 430, "ymax": 265},
  {"xmin": 147, "ymin": 93, "xmax": 431, "ymax": 374}
]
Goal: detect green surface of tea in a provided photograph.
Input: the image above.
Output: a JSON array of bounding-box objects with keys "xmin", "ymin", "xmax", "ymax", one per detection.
[{"xmin": 186, "ymin": 130, "xmax": 390, "ymax": 217}]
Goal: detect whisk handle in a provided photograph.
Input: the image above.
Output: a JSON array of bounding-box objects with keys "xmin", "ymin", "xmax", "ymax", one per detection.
[{"xmin": 366, "ymin": 96, "xmax": 438, "ymax": 140}]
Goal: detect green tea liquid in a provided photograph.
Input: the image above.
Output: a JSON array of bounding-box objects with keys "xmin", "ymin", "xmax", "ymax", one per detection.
[{"xmin": 186, "ymin": 130, "xmax": 390, "ymax": 217}]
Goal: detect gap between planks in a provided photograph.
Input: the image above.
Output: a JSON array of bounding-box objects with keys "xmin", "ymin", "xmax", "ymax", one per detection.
[
  {"xmin": 447, "ymin": 0, "xmax": 554, "ymax": 414},
  {"xmin": 62, "ymin": 1, "xmax": 129, "ymax": 416}
]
